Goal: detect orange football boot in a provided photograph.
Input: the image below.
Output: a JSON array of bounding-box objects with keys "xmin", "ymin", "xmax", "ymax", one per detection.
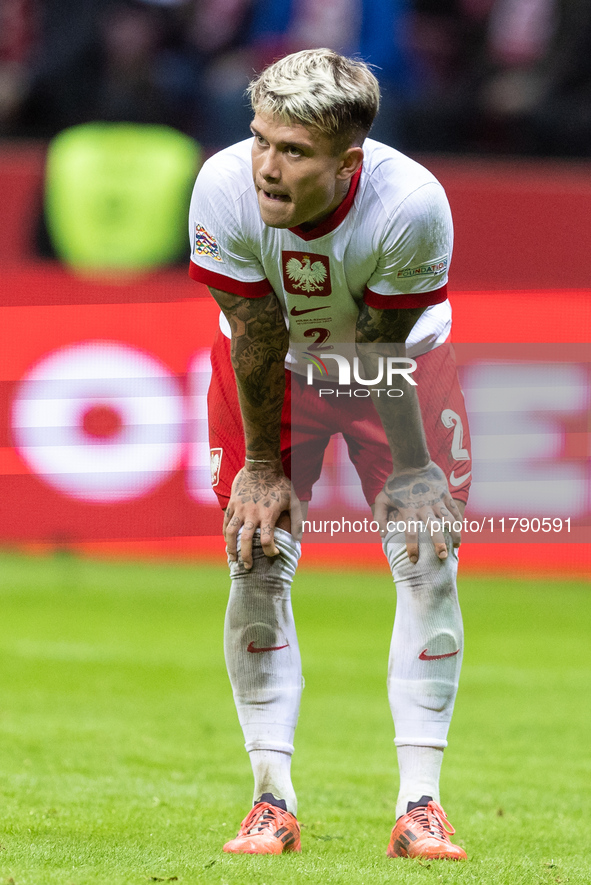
[
  {"xmin": 223, "ymin": 800, "xmax": 301, "ymax": 855},
  {"xmin": 387, "ymin": 800, "xmax": 467, "ymax": 860}
]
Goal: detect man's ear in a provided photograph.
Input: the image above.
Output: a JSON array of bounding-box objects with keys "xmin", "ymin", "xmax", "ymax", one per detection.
[{"xmin": 336, "ymin": 146, "xmax": 364, "ymax": 181}]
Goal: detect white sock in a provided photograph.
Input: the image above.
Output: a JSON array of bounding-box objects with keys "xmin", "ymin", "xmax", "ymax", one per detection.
[
  {"xmin": 395, "ymin": 745, "xmax": 443, "ymax": 819},
  {"xmin": 382, "ymin": 527, "xmax": 463, "ymax": 818},
  {"xmin": 250, "ymin": 749, "xmax": 296, "ymax": 814},
  {"xmin": 224, "ymin": 528, "xmax": 301, "ymax": 815}
]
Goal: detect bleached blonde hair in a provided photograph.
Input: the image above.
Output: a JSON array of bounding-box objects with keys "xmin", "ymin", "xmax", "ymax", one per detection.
[{"xmin": 247, "ymin": 48, "xmax": 380, "ymax": 150}]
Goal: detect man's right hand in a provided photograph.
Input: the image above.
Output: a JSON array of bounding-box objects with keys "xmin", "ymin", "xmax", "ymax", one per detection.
[
  {"xmin": 207, "ymin": 285, "xmax": 294, "ymax": 569},
  {"xmin": 223, "ymin": 462, "xmax": 302, "ymax": 570}
]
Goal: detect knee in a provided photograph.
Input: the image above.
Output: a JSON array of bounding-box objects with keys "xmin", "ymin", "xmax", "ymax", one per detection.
[
  {"xmin": 383, "ymin": 530, "xmax": 459, "ymax": 600},
  {"xmin": 229, "ymin": 528, "xmax": 300, "ymax": 589}
]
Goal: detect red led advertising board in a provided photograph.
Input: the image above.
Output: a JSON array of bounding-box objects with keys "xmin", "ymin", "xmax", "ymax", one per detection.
[{"xmin": 1, "ymin": 265, "xmax": 590, "ymax": 573}]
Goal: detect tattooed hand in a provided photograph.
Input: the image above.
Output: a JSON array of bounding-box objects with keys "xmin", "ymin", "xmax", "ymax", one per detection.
[
  {"xmin": 374, "ymin": 461, "xmax": 462, "ymax": 563},
  {"xmin": 223, "ymin": 463, "xmax": 302, "ymax": 570}
]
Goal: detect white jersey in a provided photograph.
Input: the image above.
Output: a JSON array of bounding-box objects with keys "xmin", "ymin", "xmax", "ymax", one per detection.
[{"xmin": 189, "ymin": 137, "xmax": 453, "ymax": 376}]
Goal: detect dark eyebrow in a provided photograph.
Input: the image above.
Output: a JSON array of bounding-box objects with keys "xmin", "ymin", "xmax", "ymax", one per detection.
[{"xmin": 250, "ymin": 125, "xmax": 312, "ymax": 153}]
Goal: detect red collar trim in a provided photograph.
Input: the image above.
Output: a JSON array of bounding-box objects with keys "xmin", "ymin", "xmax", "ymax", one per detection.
[{"xmin": 288, "ymin": 165, "xmax": 362, "ymax": 241}]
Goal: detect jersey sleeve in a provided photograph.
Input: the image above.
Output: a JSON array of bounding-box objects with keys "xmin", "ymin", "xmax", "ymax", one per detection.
[
  {"xmin": 188, "ymin": 157, "xmax": 272, "ymax": 298},
  {"xmin": 363, "ymin": 181, "xmax": 453, "ymax": 310}
]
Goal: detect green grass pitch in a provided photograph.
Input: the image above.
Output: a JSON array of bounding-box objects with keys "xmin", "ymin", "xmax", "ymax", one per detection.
[{"xmin": 0, "ymin": 549, "xmax": 589, "ymax": 884}]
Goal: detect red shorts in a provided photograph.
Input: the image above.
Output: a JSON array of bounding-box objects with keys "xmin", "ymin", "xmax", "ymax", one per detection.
[{"xmin": 208, "ymin": 328, "xmax": 472, "ymax": 508}]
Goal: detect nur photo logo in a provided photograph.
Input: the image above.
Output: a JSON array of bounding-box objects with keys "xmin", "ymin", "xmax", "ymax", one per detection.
[
  {"xmin": 300, "ymin": 349, "xmax": 418, "ymax": 398},
  {"xmin": 302, "ymin": 351, "xmax": 329, "ymax": 377}
]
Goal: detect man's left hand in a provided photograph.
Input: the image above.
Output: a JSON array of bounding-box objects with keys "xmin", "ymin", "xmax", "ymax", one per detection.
[{"xmin": 374, "ymin": 461, "xmax": 462, "ymax": 563}]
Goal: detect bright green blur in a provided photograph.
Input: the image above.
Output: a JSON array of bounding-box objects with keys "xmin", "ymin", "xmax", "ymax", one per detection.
[{"xmin": 44, "ymin": 123, "xmax": 200, "ymax": 273}]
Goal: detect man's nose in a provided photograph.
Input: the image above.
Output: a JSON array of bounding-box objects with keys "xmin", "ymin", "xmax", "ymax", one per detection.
[{"xmin": 259, "ymin": 148, "xmax": 280, "ymax": 180}]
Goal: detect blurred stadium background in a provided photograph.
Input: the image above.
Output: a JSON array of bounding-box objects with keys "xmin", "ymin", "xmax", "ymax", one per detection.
[{"xmin": 1, "ymin": 0, "xmax": 590, "ymax": 575}]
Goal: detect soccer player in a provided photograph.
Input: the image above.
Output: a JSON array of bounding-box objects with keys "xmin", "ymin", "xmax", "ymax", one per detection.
[{"xmin": 188, "ymin": 48, "xmax": 471, "ymax": 860}]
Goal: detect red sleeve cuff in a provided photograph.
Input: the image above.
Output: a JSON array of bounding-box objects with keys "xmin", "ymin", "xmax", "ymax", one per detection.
[
  {"xmin": 363, "ymin": 283, "xmax": 448, "ymax": 309},
  {"xmin": 189, "ymin": 262, "xmax": 273, "ymax": 298}
]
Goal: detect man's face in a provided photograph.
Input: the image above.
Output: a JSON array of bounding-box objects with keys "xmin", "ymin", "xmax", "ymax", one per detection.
[{"xmin": 250, "ymin": 112, "xmax": 355, "ymax": 229}]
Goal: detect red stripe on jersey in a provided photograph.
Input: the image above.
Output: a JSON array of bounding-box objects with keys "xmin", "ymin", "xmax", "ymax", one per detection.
[
  {"xmin": 189, "ymin": 262, "xmax": 273, "ymax": 298},
  {"xmin": 363, "ymin": 284, "xmax": 448, "ymax": 310},
  {"xmin": 288, "ymin": 165, "xmax": 363, "ymax": 241}
]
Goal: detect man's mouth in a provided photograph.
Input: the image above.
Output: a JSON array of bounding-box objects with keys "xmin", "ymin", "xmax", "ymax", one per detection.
[{"xmin": 261, "ymin": 189, "xmax": 290, "ymax": 202}]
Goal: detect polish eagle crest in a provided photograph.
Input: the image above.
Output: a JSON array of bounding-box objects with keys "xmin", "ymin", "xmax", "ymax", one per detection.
[{"xmin": 285, "ymin": 254, "xmax": 328, "ymax": 293}]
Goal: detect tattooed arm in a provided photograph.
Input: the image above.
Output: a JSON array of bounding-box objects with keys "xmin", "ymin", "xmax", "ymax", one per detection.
[
  {"xmin": 355, "ymin": 303, "xmax": 461, "ymax": 562},
  {"xmin": 209, "ymin": 287, "xmax": 300, "ymax": 569}
]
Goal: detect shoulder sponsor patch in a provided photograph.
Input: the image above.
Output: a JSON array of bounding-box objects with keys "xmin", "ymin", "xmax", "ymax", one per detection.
[
  {"xmin": 194, "ymin": 223, "xmax": 222, "ymax": 262},
  {"xmin": 397, "ymin": 255, "xmax": 448, "ymax": 279}
]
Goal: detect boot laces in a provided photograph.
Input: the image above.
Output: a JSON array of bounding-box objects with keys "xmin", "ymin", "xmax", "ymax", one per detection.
[
  {"xmin": 408, "ymin": 801, "xmax": 455, "ymax": 841},
  {"xmin": 240, "ymin": 802, "xmax": 283, "ymax": 836}
]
